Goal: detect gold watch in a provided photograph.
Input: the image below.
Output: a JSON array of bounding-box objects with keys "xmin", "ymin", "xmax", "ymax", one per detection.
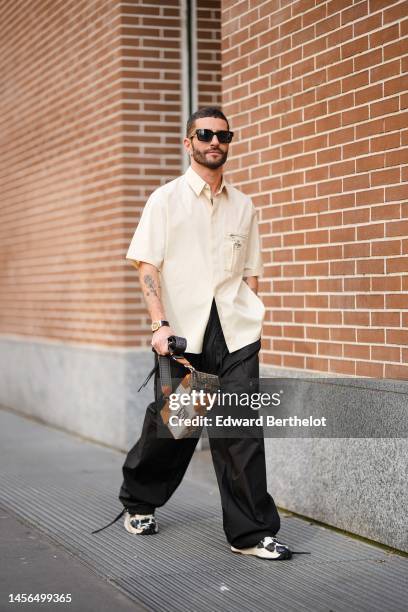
[{"xmin": 151, "ymin": 320, "xmax": 169, "ymax": 332}]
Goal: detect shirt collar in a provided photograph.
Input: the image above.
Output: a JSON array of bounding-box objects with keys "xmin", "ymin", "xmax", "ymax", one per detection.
[{"xmin": 185, "ymin": 165, "xmax": 227, "ymax": 198}]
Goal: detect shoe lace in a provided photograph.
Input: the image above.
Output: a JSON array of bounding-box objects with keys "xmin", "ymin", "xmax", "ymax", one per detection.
[
  {"xmin": 261, "ymin": 536, "xmax": 311, "ymax": 556},
  {"xmin": 262, "ymin": 536, "xmax": 281, "ymax": 547}
]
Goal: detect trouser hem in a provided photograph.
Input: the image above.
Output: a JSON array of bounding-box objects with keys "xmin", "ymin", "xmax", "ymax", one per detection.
[
  {"xmin": 229, "ymin": 530, "xmax": 280, "ymax": 549},
  {"xmin": 122, "ymin": 504, "xmax": 156, "ymax": 515}
]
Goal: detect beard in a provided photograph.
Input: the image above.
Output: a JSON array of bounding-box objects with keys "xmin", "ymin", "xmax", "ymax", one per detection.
[{"xmin": 191, "ymin": 143, "xmax": 228, "ymax": 169}]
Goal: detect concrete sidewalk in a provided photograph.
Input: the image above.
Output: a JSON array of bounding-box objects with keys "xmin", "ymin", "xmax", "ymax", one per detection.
[{"xmin": 0, "ymin": 406, "xmax": 406, "ymax": 612}]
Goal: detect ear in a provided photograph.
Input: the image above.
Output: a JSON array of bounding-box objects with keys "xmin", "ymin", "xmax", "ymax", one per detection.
[{"xmin": 183, "ymin": 137, "xmax": 192, "ymax": 155}]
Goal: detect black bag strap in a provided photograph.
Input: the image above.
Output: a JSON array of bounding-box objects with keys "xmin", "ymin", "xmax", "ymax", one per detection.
[
  {"xmin": 157, "ymin": 336, "xmax": 195, "ymax": 398},
  {"xmin": 91, "ymin": 508, "xmax": 125, "ymax": 534}
]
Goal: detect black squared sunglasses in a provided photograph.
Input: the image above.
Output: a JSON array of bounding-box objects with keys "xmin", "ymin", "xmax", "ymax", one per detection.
[{"xmin": 191, "ymin": 129, "xmax": 234, "ymax": 144}]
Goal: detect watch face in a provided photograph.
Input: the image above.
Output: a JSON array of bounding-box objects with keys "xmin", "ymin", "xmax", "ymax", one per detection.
[{"xmin": 152, "ymin": 322, "xmax": 159, "ymax": 331}]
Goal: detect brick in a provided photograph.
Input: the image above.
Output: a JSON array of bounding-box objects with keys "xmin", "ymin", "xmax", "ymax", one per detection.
[
  {"xmin": 262, "ymin": 352, "xmax": 282, "ymax": 366},
  {"xmin": 371, "ymin": 239, "xmax": 401, "ymax": 256},
  {"xmin": 343, "ymin": 276, "xmax": 370, "ymax": 291},
  {"xmin": 371, "ymin": 133, "xmax": 401, "ymax": 153},
  {"xmin": 386, "ymin": 220, "xmax": 408, "ymax": 237},
  {"xmin": 343, "ymin": 208, "xmax": 370, "ymax": 224},
  {"xmin": 355, "ymin": 188, "xmax": 384, "ymax": 206},
  {"xmin": 318, "ymin": 211, "xmax": 342, "ymax": 228},
  {"xmin": 342, "ymin": 35, "xmax": 368, "ymax": 59},
  {"xmin": 331, "ymin": 327, "xmax": 355, "ymax": 342},
  {"xmin": 357, "ymin": 223, "xmax": 389, "ymax": 240},
  {"xmin": 386, "ymin": 292, "xmax": 408, "ymax": 308},
  {"xmin": 384, "ymin": 75, "xmax": 408, "ymax": 97},
  {"xmin": 317, "ymin": 312, "xmax": 342, "ymax": 325},
  {"xmin": 294, "ymin": 247, "xmax": 318, "ymax": 261},
  {"xmin": 370, "ymin": 60, "xmax": 401, "ymax": 83},
  {"xmin": 344, "ymin": 311, "xmax": 370, "ymax": 326},
  {"xmin": 305, "ymin": 295, "xmax": 329, "ymax": 308},
  {"xmin": 329, "ymin": 193, "xmax": 355, "ymax": 210},
  {"xmin": 283, "ymin": 325, "xmax": 305, "ymax": 338},
  {"xmin": 344, "ymin": 174, "xmax": 370, "ymax": 191},
  {"xmin": 305, "ymin": 263, "xmax": 329, "ymax": 276},
  {"xmin": 306, "ymin": 356, "xmax": 329, "ymax": 371},
  {"xmin": 371, "ymin": 311, "xmax": 401, "ymax": 327},
  {"xmin": 371, "ymin": 168, "xmax": 401, "ymax": 187},
  {"xmin": 355, "ymin": 293, "xmax": 385, "ymax": 309},
  {"xmin": 356, "ymin": 154, "xmax": 385, "ymax": 172},
  {"xmin": 342, "ymin": 70, "xmax": 369, "ymax": 94},
  {"xmin": 354, "ymin": 48, "xmax": 382, "ymax": 71},
  {"xmin": 295, "ymin": 312, "xmax": 317, "ymax": 326},
  {"xmin": 318, "ymin": 342, "xmax": 342, "ymax": 357},
  {"xmin": 387, "ymin": 329, "xmax": 408, "ymax": 346},
  {"xmin": 329, "ymin": 160, "xmax": 355, "ymax": 178},
  {"xmin": 294, "ymin": 279, "xmax": 318, "ymax": 292},
  {"xmin": 318, "ymin": 278, "xmax": 343, "ymax": 293},
  {"xmin": 384, "ymin": 37, "xmax": 408, "ymax": 61},
  {"xmin": 355, "ymin": 84, "xmax": 383, "ymax": 106},
  {"xmin": 386, "ymin": 149, "xmax": 408, "ymax": 168},
  {"xmin": 387, "ymin": 258, "xmax": 408, "ymax": 274},
  {"xmin": 330, "ymin": 260, "xmax": 356, "ymax": 275},
  {"xmin": 283, "ymin": 354, "xmax": 305, "ymax": 369},
  {"xmin": 385, "ymin": 185, "xmax": 408, "ymax": 202},
  {"xmin": 371, "ymin": 276, "xmax": 401, "ymax": 292},
  {"xmin": 372, "ymin": 345, "xmax": 401, "ymax": 362},
  {"xmin": 329, "ymin": 294, "xmax": 355, "ymax": 309},
  {"xmin": 357, "ymin": 329, "xmax": 385, "ymax": 343},
  {"xmin": 356, "ymin": 361, "xmax": 384, "ymax": 377},
  {"xmin": 274, "ymin": 339, "xmax": 293, "ymax": 352},
  {"xmin": 369, "ymin": 24, "xmax": 399, "ymax": 48},
  {"xmin": 370, "ymin": 96, "xmax": 399, "ymax": 119},
  {"xmin": 330, "ymin": 227, "xmax": 355, "ymax": 242},
  {"xmin": 384, "ymin": 364, "xmax": 408, "ymax": 380},
  {"xmin": 329, "ymin": 359, "xmax": 355, "ymax": 375},
  {"xmin": 355, "ymin": 118, "xmax": 384, "ymax": 139},
  {"xmin": 348, "ymin": 259, "xmax": 378, "ymax": 280},
  {"xmin": 344, "ymin": 344, "xmax": 370, "ymax": 360},
  {"xmin": 306, "ymin": 229, "xmax": 329, "ymax": 244},
  {"xmin": 293, "ymin": 341, "xmax": 317, "ymax": 355}
]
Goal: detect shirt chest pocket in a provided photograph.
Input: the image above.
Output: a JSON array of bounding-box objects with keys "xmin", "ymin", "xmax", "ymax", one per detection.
[{"xmin": 224, "ymin": 233, "xmax": 248, "ymax": 274}]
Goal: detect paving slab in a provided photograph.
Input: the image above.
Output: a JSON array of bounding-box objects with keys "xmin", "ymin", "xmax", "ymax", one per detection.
[{"xmin": 0, "ymin": 407, "xmax": 406, "ymax": 612}]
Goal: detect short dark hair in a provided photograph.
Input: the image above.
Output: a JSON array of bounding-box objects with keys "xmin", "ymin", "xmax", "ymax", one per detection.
[{"xmin": 186, "ymin": 106, "xmax": 230, "ymax": 137}]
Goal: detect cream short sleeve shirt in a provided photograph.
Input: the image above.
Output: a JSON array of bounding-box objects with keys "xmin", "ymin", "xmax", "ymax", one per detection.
[{"xmin": 126, "ymin": 165, "xmax": 265, "ymax": 353}]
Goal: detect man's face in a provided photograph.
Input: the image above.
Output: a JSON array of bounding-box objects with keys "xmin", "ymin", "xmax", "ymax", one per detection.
[{"xmin": 184, "ymin": 117, "xmax": 230, "ymax": 170}]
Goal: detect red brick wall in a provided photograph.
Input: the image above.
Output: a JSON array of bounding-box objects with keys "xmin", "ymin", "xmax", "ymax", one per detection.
[
  {"xmin": 121, "ymin": 0, "xmax": 184, "ymax": 347},
  {"xmin": 197, "ymin": 0, "xmax": 222, "ymax": 107},
  {"xmin": 1, "ymin": 0, "xmax": 220, "ymax": 349},
  {"xmin": 0, "ymin": 0, "xmax": 127, "ymax": 346},
  {"xmin": 222, "ymin": 0, "xmax": 408, "ymax": 379}
]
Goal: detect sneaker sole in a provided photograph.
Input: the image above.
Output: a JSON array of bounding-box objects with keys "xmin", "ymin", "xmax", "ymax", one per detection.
[
  {"xmin": 231, "ymin": 545, "xmax": 292, "ymax": 560},
  {"xmin": 124, "ymin": 515, "xmax": 158, "ymax": 535}
]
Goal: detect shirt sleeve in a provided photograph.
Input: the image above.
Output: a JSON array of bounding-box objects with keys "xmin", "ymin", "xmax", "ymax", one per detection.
[
  {"xmin": 243, "ymin": 204, "xmax": 264, "ymax": 277},
  {"xmin": 125, "ymin": 191, "xmax": 166, "ymax": 270}
]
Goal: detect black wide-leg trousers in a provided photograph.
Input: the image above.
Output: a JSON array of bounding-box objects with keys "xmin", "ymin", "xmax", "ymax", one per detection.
[{"xmin": 119, "ymin": 299, "xmax": 281, "ymax": 548}]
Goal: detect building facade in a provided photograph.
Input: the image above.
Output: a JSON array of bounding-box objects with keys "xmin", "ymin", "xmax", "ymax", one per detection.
[{"xmin": 1, "ymin": 0, "xmax": 407, "ymax": 551}]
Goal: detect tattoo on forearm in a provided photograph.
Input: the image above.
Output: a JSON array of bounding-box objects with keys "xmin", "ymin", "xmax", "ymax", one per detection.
[{"xmin": 143, "ymin": 274, "xmax": 159, "ymax": 298}]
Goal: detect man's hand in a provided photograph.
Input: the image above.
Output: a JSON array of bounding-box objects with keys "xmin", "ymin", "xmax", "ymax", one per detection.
[
  {"xmin": 243, "ymin": 275, "xmax": 259, "ymax": 295},
  {"xmin": 151, "ymin": 325, "xmax": 175, "ymax": 356}
]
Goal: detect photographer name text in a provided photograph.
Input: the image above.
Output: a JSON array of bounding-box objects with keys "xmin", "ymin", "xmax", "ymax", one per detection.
[{"xmin": 167, "ymin": 415, "xmax": 327, "ymax": 428}]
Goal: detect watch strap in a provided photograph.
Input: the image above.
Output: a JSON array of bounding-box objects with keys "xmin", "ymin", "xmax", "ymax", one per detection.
[{"xmin": 151, "ymin": 319, "xmax": 170, "ymax": 332}]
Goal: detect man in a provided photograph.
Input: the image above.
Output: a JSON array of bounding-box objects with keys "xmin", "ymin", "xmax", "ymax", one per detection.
[{"xmin": 119, "ymin": 107, "xmax": 291, "ymax": 560}]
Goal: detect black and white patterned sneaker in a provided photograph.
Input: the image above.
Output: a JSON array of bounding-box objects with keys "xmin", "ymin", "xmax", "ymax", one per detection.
[
  {"xmin": 231, "ymin": 536, "xmax": 292, "ymax": 560},
  {"xmin": 124, "ymin": 512, "xmax": 158, "ymax": 535}
]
